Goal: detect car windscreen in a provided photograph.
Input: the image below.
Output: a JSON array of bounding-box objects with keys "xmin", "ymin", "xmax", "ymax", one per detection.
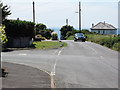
[{"xmin": 75, "ymin": 33, "xmax": 84, "ymax": 37}]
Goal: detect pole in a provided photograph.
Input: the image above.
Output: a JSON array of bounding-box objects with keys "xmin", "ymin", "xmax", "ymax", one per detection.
[
  {"xmin": 79, "ymin": 1, "xmax": 81, "ymax": 31},
  {"xmin": 33, "ymin": 1, "xmax": 35, "ymax": 23},
  {"xmin": 66, "ymin": 19, "xmax": 68, "ymax": 26}
]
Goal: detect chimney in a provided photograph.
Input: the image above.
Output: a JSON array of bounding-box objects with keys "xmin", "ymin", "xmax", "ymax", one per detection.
[{"xmin": 92, "ymin": 24, "xmax": 94, "ymax": 27}]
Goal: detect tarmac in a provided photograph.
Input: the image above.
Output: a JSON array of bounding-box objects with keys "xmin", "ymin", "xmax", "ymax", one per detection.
[{"xmin": 2, "ymin": 62, "xmax": 51, "ymax": 89}]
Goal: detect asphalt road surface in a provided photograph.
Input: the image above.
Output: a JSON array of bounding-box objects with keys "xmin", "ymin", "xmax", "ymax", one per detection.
[{"xmin": 2, "ymin": 40, "xmax": 118, "ymax": 88}]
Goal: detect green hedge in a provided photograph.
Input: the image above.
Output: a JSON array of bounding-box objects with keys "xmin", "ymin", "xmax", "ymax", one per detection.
[
  {"xmin": 3, "ymin": 20, "xmax": 35, "ymax": 38},
  {"xmin": 86, "ymin": 34, "xmax": 120, "ymax": 51}
]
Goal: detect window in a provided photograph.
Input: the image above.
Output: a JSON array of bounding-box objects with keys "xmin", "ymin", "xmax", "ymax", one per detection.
[
  {"xmin": 103, "ymin": 31, "xmax": 105, "ymax": 34},
  {"xmin": 98, "ymin": 30, "xmax": 100, "ymax": 34}
]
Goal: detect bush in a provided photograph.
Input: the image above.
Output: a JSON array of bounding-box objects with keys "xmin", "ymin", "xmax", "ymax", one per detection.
[
  {"xmin": 0, "ymin": 25, "xmax": 8, "ymax": 50},
  {"xmin": 112, "ymin": 43, "xmax": 120, "ymax": 51},
  {"xmin": 52, "ymin": 33, "xmax": 58, "ymax": 40},
  {"xmin": 3, "ymin": 20, "xmax": 35, "ymax": 38},
  {"xmin": 60, "ymin": 25, "xmax": 75, "ymax": 40},
  {"xmin": 34, "ymin": 34, "xmax": 46, "ymax": 41},
  {"xmin": 38, "ymin": 29, "xmax": 53, "ymax": 40},
  {"xmin": 81, "ymin": 29, "xmax": 92, "ymax": 34},
  {"xmin": 86, "ymin": 34, "xmax": 120, "ymax": 51}
]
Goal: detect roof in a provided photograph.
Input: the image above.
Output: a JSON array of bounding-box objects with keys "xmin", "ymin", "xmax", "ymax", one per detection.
[{"xmin": 91, "ymin": 22, "xmax": 117, "ymax": 30}]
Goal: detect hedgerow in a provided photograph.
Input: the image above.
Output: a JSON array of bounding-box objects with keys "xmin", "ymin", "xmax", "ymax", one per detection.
[
  {"xmin": 3, "ymin": 20, "xmax": 35, "ymax": 38},
  {"xmin": 86, "ymin": 34, "xmax": 120, "ymax": 52}
]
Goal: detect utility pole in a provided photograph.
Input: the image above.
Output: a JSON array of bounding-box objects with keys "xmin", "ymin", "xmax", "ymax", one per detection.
[
  {"xmin": 79, "ymin": 1, "xmax": 81, "ymax": 31},
  {"xmin": 33, "ymin": 1, "xmax": 35, "ymax": 23},
  {"xmin": 66, "ymin": 19, "xmax": 68, "ymax": 26}
]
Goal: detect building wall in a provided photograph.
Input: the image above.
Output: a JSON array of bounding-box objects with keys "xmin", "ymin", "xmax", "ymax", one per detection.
[
  {"xmin": 91, "ymin": 30, "xmax": 116, "ymax": 34},
  {"xmin": 7, "ymin": 37, "xmax": 32, "ymax": 48}
]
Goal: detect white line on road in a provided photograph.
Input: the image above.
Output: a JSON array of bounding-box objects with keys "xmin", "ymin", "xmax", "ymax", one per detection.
[
  {"xmin": 82, "ymin": 43, "xmax": 98, "ymax": 54},
  {"xmin": 50, "ymin": 47, "xmax": 64, "ymax": 88},
  {"xmin": 18, "ymin": 54, "xmax": 27, "ymax": 56},
  {"xmin": 58, "ymin": 47, "xmax": 64, "ymax": 56},
  {"xmin": 52, "ymin": 47, "xmax": 64, "ymax": 75}
]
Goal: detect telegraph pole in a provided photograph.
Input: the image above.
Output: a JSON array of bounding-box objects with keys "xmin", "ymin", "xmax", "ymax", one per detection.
[
  {"xmin": 33, "ymin": 1, "xmax": 35, "ymax": 23},
  {"xmin": 79, "ymin": 1, "xmax": 81, "ymax": 31},
  {"xmin": 66, "ymin": 19, "xmax": 68, "ymax": 26}
]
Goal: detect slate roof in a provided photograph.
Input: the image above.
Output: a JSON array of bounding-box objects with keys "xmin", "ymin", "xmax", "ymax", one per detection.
[{"xmin": 91, "ymin": 22, "xmax": 117, "ymax": 30}]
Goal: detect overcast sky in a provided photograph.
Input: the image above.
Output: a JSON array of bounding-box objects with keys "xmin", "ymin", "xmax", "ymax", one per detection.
[{"xmin": 2, "ymin": 0, "xmax": 119, "ymax": 30}]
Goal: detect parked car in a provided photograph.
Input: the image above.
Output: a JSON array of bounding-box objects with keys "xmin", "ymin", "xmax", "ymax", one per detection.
[{"xmin": 74, "ymin": 33, "xmax": 86, "ymax": 42}]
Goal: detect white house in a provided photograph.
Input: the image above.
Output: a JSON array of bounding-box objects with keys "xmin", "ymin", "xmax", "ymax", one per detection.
[{"xmin": 90, "ymin": 22, "xmax": 117, "ymax": 34}]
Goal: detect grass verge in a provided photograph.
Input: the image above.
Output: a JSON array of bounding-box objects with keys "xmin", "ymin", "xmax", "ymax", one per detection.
[
  {"xmin": 33, "ymin": 41, "xmax": 67, "ymax": 49},
  {"xmin": 86, "ymin": 34, "xmax": 120, "ymax": 52}
]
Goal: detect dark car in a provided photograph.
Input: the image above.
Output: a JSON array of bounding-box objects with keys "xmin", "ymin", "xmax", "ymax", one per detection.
[{"xmin": 74, "ymin": 33, "xmax": 86, "ymax": 42}]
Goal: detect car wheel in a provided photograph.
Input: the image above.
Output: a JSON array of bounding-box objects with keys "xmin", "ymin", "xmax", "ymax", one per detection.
[
  {"xmin": 74, "ymin": 40, "xmax": 77, "ymax": 42},
  {"xmin": 82, "ymin": 40, "xmax": 85, "ymax": 42}
]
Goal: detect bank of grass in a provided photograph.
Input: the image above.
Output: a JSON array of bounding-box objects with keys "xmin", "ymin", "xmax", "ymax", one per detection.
[
  {"xmin": 33, "ymin": 41, "xmax": 67, "ymax": 49},
  {"xmin": 86, "ymin": 34, "xmax": 120, "ymax": 52}
]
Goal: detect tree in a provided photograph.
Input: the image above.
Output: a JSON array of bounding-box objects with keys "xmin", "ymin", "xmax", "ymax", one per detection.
[
  {"xmin": 52, "ymin": 33, "xmax": 58, "ymax": 40},
  {"xmin": 36, "ymin": 23, "xmax": 47, "ymax": 34},
  {"xmin": 0, "ymin": 1, "xmax": 11, "ymax": 22},
  {"xmin": 38, "ymin": 29, "xmax": 53, "ymax": 40},
  {"xmin": 81, "ymin": 29, "xmax": 92, "ymax": 34},
  {"xmin": 60, "ymin": 25, "xmax": 74, "ymax": 40}
]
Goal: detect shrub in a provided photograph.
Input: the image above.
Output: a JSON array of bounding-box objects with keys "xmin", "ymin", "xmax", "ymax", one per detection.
[
  {"xmin": 34, "ymin": 34, "xmax": 46, "ymax": 41},
  {"xmin": 52, "ymin": 33, "xmax": 58, "ymax": 40},
  {"xmin": 38, "ymin": 29, "xmax": 53, "ymax": 40},
  {"xmin": 86, "ymin": 34, "xmax": 120, "ymax": 51},
  {"xmin": 112, "ymin": 43, "xmax": 120, "ymax": 51},
  {"xmin": 3, "ymin": 20, "xmax": 35, "ymax": 38},
  {"xmin": 0, "ymin": 25, "xmax": 8, "ymax": 50},
  {"xmin": 60, "ymin": 25, "xmax": 75, "ymax": 40}
]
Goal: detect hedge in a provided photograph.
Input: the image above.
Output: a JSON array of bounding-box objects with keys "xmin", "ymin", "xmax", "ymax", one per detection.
[
  {"xmin": 3, "ymin": 20, "xmax": 35, "ymax": 38},
  {"xmin": 86, "ymin": 34, "xmax": 120, "ymax": 52}
]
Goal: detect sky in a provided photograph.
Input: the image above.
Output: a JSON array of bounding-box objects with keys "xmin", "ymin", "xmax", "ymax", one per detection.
[{"xmin": 2, "ymin": 0, "xmax": 119, "ymax": 31}]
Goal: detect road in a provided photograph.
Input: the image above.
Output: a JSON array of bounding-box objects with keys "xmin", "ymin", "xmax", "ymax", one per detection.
[{"xmin": 2, "ymin": 40, "xmax": 118, "ymax": 88}]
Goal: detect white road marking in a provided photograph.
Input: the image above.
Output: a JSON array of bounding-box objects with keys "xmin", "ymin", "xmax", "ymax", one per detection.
[
  {"xmin": 58, "ymin": 47, "xmax": 64, "ymax": 56},
  {"xmin": 81, "ymin": 43, "xmax": 97, "ymax": 54},
  {"xmin": 50, "ymin": 47, "xmax": 64, "ymax": 88},
  {"xmin": 18, "ymin": 54, "xmax": 27, "ymax": 56},
  {"xmin": 52, "ymin": 47, "xmax": 64, "ymax": 75}
]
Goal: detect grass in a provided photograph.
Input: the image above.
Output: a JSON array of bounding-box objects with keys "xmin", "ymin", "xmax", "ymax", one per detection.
[
  {"xmin": 67, "ymin": 35, "xmax": 74, "ymax": 40},
  {"xmin": 86, "ymin": 34, "xmax": 120, "ymax": 52},
  {"xmin": 33, "ymin": 41, "xmax": 67, "ymax": 49}
]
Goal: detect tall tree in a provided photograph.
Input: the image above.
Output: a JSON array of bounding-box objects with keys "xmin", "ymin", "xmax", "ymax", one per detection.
[
  {"xmin": 0, "ymin": 1, "xmax": 11, "ymax": 22},
  {"xmin": 60, "ymin": 25, "xmax": 74, "ymax": 40}
]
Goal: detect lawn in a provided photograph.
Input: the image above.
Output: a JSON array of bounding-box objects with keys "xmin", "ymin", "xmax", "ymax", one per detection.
[{"xmin": 33, "ymin": 41, "xmax": 67, "ymax": 49}]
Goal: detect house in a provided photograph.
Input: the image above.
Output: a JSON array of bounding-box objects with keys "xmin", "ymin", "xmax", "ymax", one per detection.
[{"xmin": 90, "ymin": 21, "xmax": 117, "ymax": 34}]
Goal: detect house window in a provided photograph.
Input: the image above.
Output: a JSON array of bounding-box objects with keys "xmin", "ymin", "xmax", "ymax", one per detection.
[
  {"xmin": 98, "ymin": 30, "xmax": 100, "ymax": 34},
  {"xmin": 103, "ymin": 31, "xmax": 105, "ymax": 34}
]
